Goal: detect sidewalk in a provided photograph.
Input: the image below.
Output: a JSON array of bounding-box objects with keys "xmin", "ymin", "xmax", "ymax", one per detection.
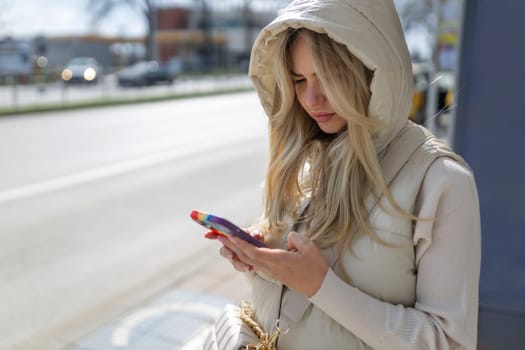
[
  {"xmin": 62, "ymin": 254, "xmax": 251, "ymax": 350},
  {"xmin": 0, "ymin": 74, "xmax": 253, "ymax": 114}
]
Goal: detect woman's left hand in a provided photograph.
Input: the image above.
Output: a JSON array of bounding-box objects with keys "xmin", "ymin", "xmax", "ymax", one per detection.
[{"xmin": 220, "ymin": 231, "xmax": 329, "ymax": 297}]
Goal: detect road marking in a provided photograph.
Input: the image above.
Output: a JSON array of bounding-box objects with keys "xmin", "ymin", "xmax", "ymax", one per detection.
[
  {"xmin": 111, "ymin": 302, "xmax": 222, "ymax": 347},
  {"xmin": 0, "ymin": 135, "xmax": 265, "ymax": 204}
]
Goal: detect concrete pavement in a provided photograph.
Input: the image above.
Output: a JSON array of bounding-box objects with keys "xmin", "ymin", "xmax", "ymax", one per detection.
[
  {"xmin": 57, "ymin": 122, "xmax": 452, "ymax": 350},
  {"xmin": 61, "ymin": 252, "xmax": 251, "ymax": 350}
]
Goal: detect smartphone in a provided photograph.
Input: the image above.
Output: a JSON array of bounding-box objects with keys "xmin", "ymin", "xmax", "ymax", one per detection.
[{"xmin": 190, "ymin": 210, "xmax": 267, "ymax": 248}]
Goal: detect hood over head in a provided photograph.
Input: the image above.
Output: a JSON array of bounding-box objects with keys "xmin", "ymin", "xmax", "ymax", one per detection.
[{"xmin": 249, "ymin": 0, "xmax": 414, "ymax": 151}]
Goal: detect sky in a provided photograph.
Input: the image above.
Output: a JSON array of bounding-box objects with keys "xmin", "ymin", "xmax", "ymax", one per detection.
[{"xmin": 1, "ymin": 0, "xmax": 147, "ymax": 38}]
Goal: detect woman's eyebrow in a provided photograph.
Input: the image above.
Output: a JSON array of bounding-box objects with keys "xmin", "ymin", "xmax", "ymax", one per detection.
[{"xmin": 291, "ymin": 70, "xmax": 317, "ymax": 78}]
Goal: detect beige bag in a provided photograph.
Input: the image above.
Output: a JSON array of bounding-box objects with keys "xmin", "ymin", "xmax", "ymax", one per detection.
[{"xmin": 203, "ymin": 302, "xmax": 286, "ymax": 350}]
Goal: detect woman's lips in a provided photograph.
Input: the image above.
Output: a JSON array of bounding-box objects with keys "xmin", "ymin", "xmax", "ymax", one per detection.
[{"xmin": 311, "ymin": 112, "xmax": 336, "ymax": 122}]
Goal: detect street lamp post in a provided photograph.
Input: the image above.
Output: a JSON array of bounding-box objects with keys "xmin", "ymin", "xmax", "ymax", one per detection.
[{"xmin": 424, "ymin": 0, "xmax": 441, "ymax": 133}]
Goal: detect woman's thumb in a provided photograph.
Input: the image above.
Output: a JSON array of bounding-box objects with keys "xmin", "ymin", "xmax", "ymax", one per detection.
[{"xmin": 287, "ymin": 231, "xmax": 309, "ymax": 251}]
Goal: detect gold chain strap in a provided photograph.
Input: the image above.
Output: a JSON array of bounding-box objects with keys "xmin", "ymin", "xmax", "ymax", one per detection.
[{"xmin": 239, "ymin": 301, "xmax": 289, "ymax": 350}]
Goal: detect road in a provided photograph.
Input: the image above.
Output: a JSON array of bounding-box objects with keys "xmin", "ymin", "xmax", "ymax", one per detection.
[{"xmin": 0, "ymin": 91, "xmax": 268, "ymax": 350}]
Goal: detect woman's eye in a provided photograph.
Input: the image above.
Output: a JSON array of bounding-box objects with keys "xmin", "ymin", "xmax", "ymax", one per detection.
[{"xmin": 293, "ymin": 78, "xmax": 306, "ymax": 85}]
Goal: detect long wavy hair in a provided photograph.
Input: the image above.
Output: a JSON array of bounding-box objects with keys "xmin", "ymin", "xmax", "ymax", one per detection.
[{"xmin": 260, "ymin": 28, "xmax": 410, "ymax": 260}]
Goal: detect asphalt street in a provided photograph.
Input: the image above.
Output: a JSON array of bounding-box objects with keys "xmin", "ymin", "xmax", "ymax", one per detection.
[{"xmin": 0, "ymin": 91, "xmax": 267, "ymax": 350}]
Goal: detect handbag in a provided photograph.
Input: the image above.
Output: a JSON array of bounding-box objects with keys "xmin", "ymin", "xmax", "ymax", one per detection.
[{"xmin": 203, "ymin": 301, "xmax": 287, "ymax": 350}]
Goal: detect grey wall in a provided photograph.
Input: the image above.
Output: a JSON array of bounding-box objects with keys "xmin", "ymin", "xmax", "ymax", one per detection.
[
  {"xmin": 453, "ymin": 0, "xmax": 525, "ymax": 349},
  {"xmin": 46, "ymin": 40, "xmax": 113, "ymax": 68}
]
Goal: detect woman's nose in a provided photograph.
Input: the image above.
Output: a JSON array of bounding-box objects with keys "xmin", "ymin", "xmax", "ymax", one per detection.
[{"xmin": 305, "ymin": 80, "xmax": 326, "ymax": 107}]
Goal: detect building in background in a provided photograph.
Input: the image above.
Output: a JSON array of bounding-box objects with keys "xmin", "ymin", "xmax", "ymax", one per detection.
[
  {"xmin": 0, "ymin": 38, "xmax": 33, "ymax": 82},
  {"xmin": 437, "ymin": 0, "xmax": 461, "ymax": 71},
  {"xmin": 0, "ymin": 2, "xmax": 284, "ymax": 79},
  {"xmin": 154, "ymin": 6, "xmax": 228, "ymax": 72}
]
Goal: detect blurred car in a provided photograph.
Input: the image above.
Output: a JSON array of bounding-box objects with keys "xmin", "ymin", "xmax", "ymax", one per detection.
[
  {"xmin": 436, "ymin": 70, "xmax": 455, "ymax": 113},
  {"xmin": 433, "ymin": 70, "xmax": 455, "ymax": 128},
  {"xmin": 409, "ymin": 62, "xmax": 430, "ymax": 124},
  {"xmin": 61, "ymin": 57, "xmax": 102, "ymax": 84},
  {"xmin": 409, "ymin": 63, "xmax": 456, "ymax": 126},
  {"xmin": 117, "ymin": 61, "xmax": 175, "ymax": 87},
  {"xmin": 0, "ymin": 41, "xmax": 32, "ymax": 83}
]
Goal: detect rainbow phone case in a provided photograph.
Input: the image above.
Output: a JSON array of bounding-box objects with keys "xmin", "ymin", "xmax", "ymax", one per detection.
[{"xmin": 190, "ymin": 210, "xmax": 266, "ymax": 248}]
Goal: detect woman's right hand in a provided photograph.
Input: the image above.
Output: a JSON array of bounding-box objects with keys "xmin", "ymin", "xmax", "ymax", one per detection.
[{"xmin": 204, "ymin": 228, "xmax": 264, "ymax": 272}]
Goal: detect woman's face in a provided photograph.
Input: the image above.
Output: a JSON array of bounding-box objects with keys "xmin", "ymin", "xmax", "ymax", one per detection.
[{"xmin": 291, "ymin": 34, "xmax": 347, "ymax": 134}]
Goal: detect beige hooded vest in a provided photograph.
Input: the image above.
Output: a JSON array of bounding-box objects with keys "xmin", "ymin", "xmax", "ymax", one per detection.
[
  {"xmin": 246, "ymin": 0, "xmax": 479, "ymax": 349},
  {"xmin": 249, "ymin": 123, "xmax": 467, "ymax": 349}
]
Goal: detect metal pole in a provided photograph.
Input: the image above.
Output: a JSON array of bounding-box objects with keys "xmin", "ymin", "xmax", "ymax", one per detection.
[
  {"xmin": 446, "ymin": 0, "xmax": 466, "ymax": 147},
  {"xmin": 425, "ymin": 0, "xmax": 441, "ymax": 133},
  {"xmin": 9, "ymin": 77, "xmax": 18, "ymax": 109},
  {"xmin": 150, "ymin": 0, "xmax": 158, "ymax": 61}
]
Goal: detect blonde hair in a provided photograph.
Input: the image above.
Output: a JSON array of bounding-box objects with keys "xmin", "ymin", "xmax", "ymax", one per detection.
[{"xmin": 260, "ymin": 28, "xmax": 411, "ymax": 262}]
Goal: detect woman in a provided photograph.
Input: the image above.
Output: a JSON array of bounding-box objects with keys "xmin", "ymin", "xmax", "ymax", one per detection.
[{"xmin": 206, "ymin": 0, "xmax": 480, "ymax": 349}]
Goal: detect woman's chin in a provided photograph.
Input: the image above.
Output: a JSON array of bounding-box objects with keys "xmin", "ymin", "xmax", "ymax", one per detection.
[{"xmin": 317, "ymin": 122, "xmax": 347, "ymax": 135}]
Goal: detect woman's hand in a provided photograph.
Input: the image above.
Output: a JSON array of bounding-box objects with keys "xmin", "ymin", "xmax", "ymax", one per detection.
[
  {"xmin": 221, "ymin": 231, "xmax": 329, "ymax": 298},
  {"xmin": 204, "ymin": 228, "xmax": 263, "ymax": 273}
]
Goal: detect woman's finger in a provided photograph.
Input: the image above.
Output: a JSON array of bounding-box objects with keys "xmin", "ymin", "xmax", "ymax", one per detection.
[
  {"xmin": 204, "ymin": 229, "xmax": 224, "ymax": 240},
  {"xmin": 219, "ymin": 245, "xmax": 253, "ymax": 272},
  {"xmin": 218, "ymin": 236, "xmax": 246, "ymax": 259},
  {"xmin": 245, "ymin": 227, "xmax": 265, "ymax": 243}
]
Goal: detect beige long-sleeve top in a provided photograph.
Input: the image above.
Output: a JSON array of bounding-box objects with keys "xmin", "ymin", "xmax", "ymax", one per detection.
[{"xmin": 306, "ymin": 157, "xmax": 481, "ymax": 349}]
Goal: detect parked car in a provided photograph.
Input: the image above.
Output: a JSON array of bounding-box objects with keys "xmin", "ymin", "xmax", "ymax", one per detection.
[
  {"xmin": 409, "ymin": 62, "xmax": 430, "ymax": 124},
  {"xmin": 409, "ymin": 63, "xmax": 455, "ymax": 126},
  {"xmin": 117, "ymin": 61, "xmax": 175, "ymax": 87},
  {"xmin": 61, "ymin": 57, "xmax": 102, "ymax": 84},
  {"xmin": 436, "ymin": 70, "xmax": 455, "ymax": 113},
  {"xmin": 0, "ymin": 41, "xmax": 32, "ymax": 83}
]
